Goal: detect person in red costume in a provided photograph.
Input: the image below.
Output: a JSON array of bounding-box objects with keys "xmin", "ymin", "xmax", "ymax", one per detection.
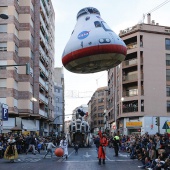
[{"xmin": 98, "ymin": 128, "xmax": 108, "ymax": 165}]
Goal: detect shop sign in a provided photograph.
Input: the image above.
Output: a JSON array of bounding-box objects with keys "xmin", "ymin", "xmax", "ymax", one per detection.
[{"xmin": 126, "ymin": 122, "xmax": 142, "ymax": 127}]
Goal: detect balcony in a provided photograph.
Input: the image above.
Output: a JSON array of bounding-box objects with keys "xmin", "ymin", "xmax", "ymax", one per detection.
[
  {"xmin": 123, "ymin": 106, "xmax": 138, "ymax": 113},
  {"xmin": 39, "ymin": 108, "xmax": 48, "ymax": 117},
  {"xmin": 123, "ymin": 89, "xmax": 138, "ymax": 97},
  {"xmin": 122, "ymin": 74, "xmax": 138, "ymax": 82},
  {"xmin": 39, "ymin": 92, "xmax": 48, "ymax": 104},
  {"xmin": 39, "ymin": 61, "xmax": 49, "ymax": 77},
  {"xmin": 122, "ymin": 58, "xmax": 137, "ymax": 68},
  {"xmin": 40, "ymin": 14, "xmax": 49, "ymax": 37},
  {"xmin": 127, "ymin": 42, "xmax": 137, "ymax": 50},
  {"xmin": 40, "ymin": 0, "xmax": 49, "ymax": 24},
  {"xmin": 39, "ymin": 77, "xmax": 49, "ymax": 91},
  {"xmin": 39, "ymin": 45, "xmax": 49, "ymax": 63},
  {"xmin": 40, "ymin": 30, "xmax": 49, "ymax": 50}
]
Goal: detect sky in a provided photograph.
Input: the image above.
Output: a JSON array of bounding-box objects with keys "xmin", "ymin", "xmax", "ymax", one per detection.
[{"xmin": 51, "ymin": 0, "xmax": 170, "ymax": 120}]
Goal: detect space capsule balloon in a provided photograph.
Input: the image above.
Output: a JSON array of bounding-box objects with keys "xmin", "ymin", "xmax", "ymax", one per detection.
[{"xmin": 62, "ymin": 7, "xmax": 127, "ymax": 74}]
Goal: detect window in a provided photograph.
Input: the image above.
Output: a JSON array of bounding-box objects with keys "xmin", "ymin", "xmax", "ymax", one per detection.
[
  {"xmin": 0, "ymin": 42, "xmax": 7, "ymax": 51},
  {"xmin": 44, "ymin": 123, "xmax": 47, "ymax": 129},
  {"xmin": 167, "ymin": 86, "xmax": 170, "ymax": 96},
  {"xmin": 98, "ymin": 91, "xmax": 104, "ymax": 97},
  {"xmin": 0, "ymin": 79, "xmax": 6, "ymax": 87},
  {"xmin": 167, "ymin": 101, "xmax": 170, "ymax": 112},
  {"xmin": 166, "ymin": 54, "xmax": 170, "ymax": 66},
  {"xmin": 166, "ymin": 70, "xmax": 170, "ymax": 81},
  {"xmin": 94, "ymin": 21, "xmax": 101, "ymax": 28},
  {"xmin": 98, "ymin": 113, "xmax": 103, "ymax": 117},
  {"xmin": 98, "ymin": 98, "xmax": 104, "ymax": 103},
  {"xmin": 166, "ymin": 39, "xmax": 170, "ymax": 50},
  {"xmin": 98, "ymin": 105, "xmax": 104, "ymax": 111},
  {"xmin": 0, "ymin": 7, "xmax": 8, "ymax": 15},
  {"xmin": 0, "ymin": 24, "xmax": 7, "ymax": 33},
  {"xmin": 101, "ymin": 21, "xmax": 112, "ymax": 32}
]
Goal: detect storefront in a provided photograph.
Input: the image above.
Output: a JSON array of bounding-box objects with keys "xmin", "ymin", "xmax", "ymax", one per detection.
[{"xmin": 126, "ymin": 121, "xmax": 142, "ymax": 135}]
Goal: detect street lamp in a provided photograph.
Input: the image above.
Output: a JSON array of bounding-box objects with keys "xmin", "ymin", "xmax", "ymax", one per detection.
[
  {"xmin": 0, "ymin": 14, "xmax": 8, "ymax": 19},
  {"xmin": 31, "ymin": 97, "xmax": 37, "ymax": 102}
]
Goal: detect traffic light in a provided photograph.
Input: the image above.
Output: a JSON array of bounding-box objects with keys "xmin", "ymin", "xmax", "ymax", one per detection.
[
  {"xmin": 155, "ymin": 117, "xmax": 160, "ymax": 126},
  {"xmin": 26, "ymin": 63, "xmax": 30, "ymax": 75}
]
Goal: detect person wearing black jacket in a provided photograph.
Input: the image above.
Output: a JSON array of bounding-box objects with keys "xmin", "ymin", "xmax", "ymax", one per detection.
[
  {"xmin": 26, "ymin": 135, "xmax": 36, "ymax": 155},
  {"xmin": 94, "ymin": 135, "xmax": 100, "ymax": 153}
]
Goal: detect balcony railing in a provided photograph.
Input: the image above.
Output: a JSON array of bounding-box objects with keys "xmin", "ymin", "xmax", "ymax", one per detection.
[
  {"xmin": 39, "ymin": 77, "xmax": 49, "ymax": 91},
  {"xmin": 123, "ymin": 89, "xmax": 138, "ymax": 97},
  {"xmin": 39, "ymin": 45, "xmax": 49, "ymax": 63},
  {"xmin": 39, "ymin": 92, "xmax": 48, "ymax": 104},
  {"xmin": 123, "ymin": 106, "xmax": 138, "ymax": 113},
  {"xmin": 40, "ymin": 0, "xmax": 49, "ymax": 24},
  {"xmin": 40, "ymin": 14, "xmax": 49, "ymax": 37},
  {"xmin": 40, "ymin": 30, "xmax": 49, "ymax": 49},
  {"xmin": 39, "ymin": 61, "xmax": 49, "ymax": 77},
  {"xmin": 119, "ymin": 25, "xmax": 138, "ymax": 36},
  {"xmin": 122, "ymin": 58, "xmax": 137, "ymax": 68},
  {"xmin": 39, "ymin": 109, "xmax": 48, "ymax": 117},
  {"xmin": 123, "ymin": 74, "xmax": 138, "ymax": 82}
]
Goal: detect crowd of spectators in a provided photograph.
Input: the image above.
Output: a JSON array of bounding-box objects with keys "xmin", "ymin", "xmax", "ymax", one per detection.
[
  {"xmin": 119, "ymin": 132, "xmax": 170, "ymax": 170},
  {"xmin": 0, "ymin": 133, "xmax": 62, "ymax": 159}
]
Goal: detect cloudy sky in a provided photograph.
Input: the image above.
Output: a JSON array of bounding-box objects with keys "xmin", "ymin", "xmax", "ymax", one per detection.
[{"xmin": 51, "ymin": 0, "xmax": 170, "ymax": 119}]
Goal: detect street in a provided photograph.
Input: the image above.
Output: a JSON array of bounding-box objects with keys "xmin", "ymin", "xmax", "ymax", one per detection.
[{"xmin": 0, "ymin": 145, "xmax": 142, "ymax": 170}]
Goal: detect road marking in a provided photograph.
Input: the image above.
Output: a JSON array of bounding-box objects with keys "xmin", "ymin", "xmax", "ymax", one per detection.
[
  {"xmin": 106, "ymin": 156, "xmax": 111, "ymax": 161},
  {"xmin": 83, "ymin": 152, "xmax": 91, "ymax": 158},
  {"xmin": 65, "ymin": 160, "xmax": 134, "ymax": 162}
]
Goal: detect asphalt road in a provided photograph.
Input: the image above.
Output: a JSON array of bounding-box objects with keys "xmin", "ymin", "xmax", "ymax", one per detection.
[{"xmin": 0, "ymin": 145, "xmax": 142, "ymax": 170}]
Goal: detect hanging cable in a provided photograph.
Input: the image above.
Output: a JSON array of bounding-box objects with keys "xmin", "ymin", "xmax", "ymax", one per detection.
[{"xmin": 146, "ymin": 0, "xmax": 170, "ymax": 14}]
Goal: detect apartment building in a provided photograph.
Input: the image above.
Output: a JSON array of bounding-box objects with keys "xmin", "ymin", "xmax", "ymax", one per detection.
[
  {"xmin": 108, "ymin": 14, "xmax": 170, "ymax": 135},
  {"xmin": 0, "ymin": 0, "xmax": 55, "ymax": 136},
  {"xmin": 90, "ymin": 86, "xmax": 108, "ymax": 133},
  {"xmin": 53, "ymin": 67, "xmax": 65, "ymax": 136}
]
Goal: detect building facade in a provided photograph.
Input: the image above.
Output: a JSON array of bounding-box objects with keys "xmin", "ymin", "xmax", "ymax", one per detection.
[
  {"xmin": 53, "ymin": 67, "xmax": 64, "ymax": 136},
  {"xmin": 90, "ymin": 86, "xmax": 108, "ymax": 134},
  {"xmin": 108, "ymin": 14, "xmax": 170, "ymax": 135},
  {"xmin": 0, "ymin": 0, "xmax": 55, "ymax": 136}
]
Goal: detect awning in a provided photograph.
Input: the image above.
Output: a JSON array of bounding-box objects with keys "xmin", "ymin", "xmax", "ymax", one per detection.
[
  {"xmin": 22, "ymin": 119, "xmax": 37, "ymax": 131},
  {"xmin": 3, "ymin": 118, "xmax": 15, "ymax": 129}
]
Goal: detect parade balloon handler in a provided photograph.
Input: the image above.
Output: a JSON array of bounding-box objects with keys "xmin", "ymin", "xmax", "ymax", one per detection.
[
  {"xmin": 98, "ymin": 127, "xmax": 108, "ymax": 165},
  {"xmin": 4, "ymin": 135, "xmax": 18, "ymax": 163},
  {"xmin": 59, "ymin": 136, "xmax": 68, "ymax": 159},
  {"xmin": 43, "ymin": 140, "xmax": 56, "ymax": 158}
]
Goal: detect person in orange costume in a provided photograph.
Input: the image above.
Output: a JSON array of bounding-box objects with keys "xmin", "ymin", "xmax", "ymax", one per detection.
[{"xmin": 98, "ymin": 129, "xmax": 108, "ymax": 165}]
